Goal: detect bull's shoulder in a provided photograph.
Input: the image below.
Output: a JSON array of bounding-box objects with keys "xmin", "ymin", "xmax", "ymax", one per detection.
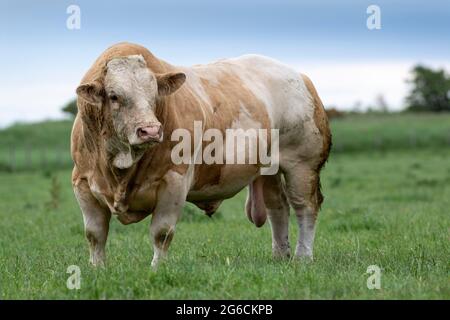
[
  {"xmin": 70, "ymin": 115, "xmax": 96, "ymax": 176},
  {"xmin": 70, "ymin": 115, "xmax": 82, "ymax": 159}
]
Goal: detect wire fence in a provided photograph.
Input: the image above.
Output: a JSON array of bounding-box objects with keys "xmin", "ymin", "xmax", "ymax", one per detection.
[
  {"xmin": 0, "ymin": 147, "xmax": 73, "ymax": 172},
  {"xmin": 331, "ymin": 131, "xmax": 450, "ymax": 153},
  {"xmin": 1, "ymin": 129, "xmax": 449, "ymax": 173}
]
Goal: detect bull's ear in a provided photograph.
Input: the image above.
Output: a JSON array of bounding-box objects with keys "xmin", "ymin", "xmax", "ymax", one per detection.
[
  {"xmin": 76, "ymin": 81, "xmax": 104, "ymax": 106},
  {"xmin": 156, "ymin": 72, "xmax": 186, "ymax": 96}
]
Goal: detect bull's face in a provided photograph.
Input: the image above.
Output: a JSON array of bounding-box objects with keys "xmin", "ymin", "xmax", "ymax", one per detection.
[{"xmin": 76, "ymin": 54, "xmax": 185, "ymax": 147}]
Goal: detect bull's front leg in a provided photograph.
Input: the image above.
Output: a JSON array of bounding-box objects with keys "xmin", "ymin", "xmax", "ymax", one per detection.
[
  {"xmin": 73, "ymin": 179, "xmax": 111, "ymax": 267},
  {"xmin": 150, "ymin": 171, "xmax": 187, "ymax": 269}
]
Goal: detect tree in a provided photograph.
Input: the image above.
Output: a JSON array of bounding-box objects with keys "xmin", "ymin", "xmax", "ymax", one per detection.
[
  {"xmin": 62, "ymin": 98, "xmax": 77, "ymax": 117},
  {"xmin": 375, "ymin": 94, "xmax": 389, "ymax": 112},
  {"xmin": 405, "ymin": 65, "xmax": 450, "ymax": 112}
]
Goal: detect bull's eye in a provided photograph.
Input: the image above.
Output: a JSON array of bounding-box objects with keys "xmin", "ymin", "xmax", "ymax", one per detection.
[{"xmin": 109, "ymin": 94, "xmax": 119, "ymax": 102}]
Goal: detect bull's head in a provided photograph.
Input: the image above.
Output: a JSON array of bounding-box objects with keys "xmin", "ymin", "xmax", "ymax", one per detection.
[{"xmin": 76, "ymin": 54, "xmax": 185, "ymax": 168}]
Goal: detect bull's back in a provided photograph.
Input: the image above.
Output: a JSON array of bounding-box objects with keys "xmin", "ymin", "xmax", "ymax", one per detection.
[
  {"xmin": 215, "ymin": 55, "xmax": 327, "ymax": 160},
  {"xmin": 193, "ymin": 55, "xmax": 315, "ymax": 130}
]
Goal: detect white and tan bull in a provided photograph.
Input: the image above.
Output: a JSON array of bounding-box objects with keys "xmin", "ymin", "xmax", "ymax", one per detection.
[{"xmin": 71, "ymin": 42, "xmax": 331, "ymax": 268}]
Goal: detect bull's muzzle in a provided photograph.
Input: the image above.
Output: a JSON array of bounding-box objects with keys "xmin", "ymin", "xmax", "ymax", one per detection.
[{"xmin": 136, "ymin": 124, "xmax": 163, "ymax": 143}]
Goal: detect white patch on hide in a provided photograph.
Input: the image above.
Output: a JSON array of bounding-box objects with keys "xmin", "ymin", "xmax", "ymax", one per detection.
[{"xmin": 113, "ymin": 150, "xmax": 133, "ymax": 169}]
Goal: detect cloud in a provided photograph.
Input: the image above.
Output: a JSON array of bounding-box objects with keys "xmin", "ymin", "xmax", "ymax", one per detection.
[
  {"xmin": 295, "ymin": 60, "xmax": 450, "ymax": 110},
  {"xmin": 0, "ymin": 82, "xmax": 75, "ymax": 127}
]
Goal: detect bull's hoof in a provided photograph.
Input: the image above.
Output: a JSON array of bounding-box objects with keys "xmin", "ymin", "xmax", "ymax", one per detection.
[
  {"xmin": 293, "ymin": 253, "xmax": 314, "ymax": 263},
  {"xmin": 89, "ymin": 257, "xmax": 106, "ymax": 268},
  {"xmin": 272, "ymin": 245, "xmax": 291, "ymax": 259}
]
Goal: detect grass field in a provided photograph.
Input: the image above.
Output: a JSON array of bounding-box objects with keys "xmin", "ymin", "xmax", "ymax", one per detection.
[{"xmin": 0, "ymin": 113, "xmax": 449, "ymax": 299}]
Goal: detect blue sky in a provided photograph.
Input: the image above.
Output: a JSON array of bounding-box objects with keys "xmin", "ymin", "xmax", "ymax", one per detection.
[{"xmin": 0, "ymin": 0, "xmax": 449, "ymax": 126}]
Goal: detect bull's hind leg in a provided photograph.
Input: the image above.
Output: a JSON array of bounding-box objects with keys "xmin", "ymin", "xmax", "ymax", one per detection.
[
  {"xmin": 283, "ymin": 164, "xmax": 322, "ymax": 260},
  {"xmin": 73, "ymin": 180, "xmax": 111, "ymax": 267},
  {"xmin": 262, "ymin": 174, "xmax": 291, "ymax": 258}
]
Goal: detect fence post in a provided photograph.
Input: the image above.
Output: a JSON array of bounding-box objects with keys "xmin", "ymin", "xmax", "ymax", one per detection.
[
  {"xmin": 25, "ymin": 145, "xmax": 32, "ymax": 170},
  {"xmin": 56, "ymin": 149, "xmax": 60, "ymax": 169},
  {"xmin": 409, "ymin": 132, "xmax": 417, "ymax": 148},
  {"xmin": 41, "ymin": 148, "xmax": 47, "ymax": 170},
  {"xmin": 10, "ymin": 146, "xmax": 15, "ymax": 171}
]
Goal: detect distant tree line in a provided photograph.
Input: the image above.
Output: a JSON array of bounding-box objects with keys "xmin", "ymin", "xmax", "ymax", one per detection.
[
  {"xmin": 62, "ymin": 65, "xmax": 450, "ymax": 117},
  {"xmin": 62, "ymin": 99, "xmax": 77, "ymax": 116},
  {"xmin": 406, "ymin": 65, "xmax": 450, "ymax": 112}
]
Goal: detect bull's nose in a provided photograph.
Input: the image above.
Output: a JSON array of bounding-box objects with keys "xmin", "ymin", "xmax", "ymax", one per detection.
[{"xmin": 137, "ymin": 125, "xmax": 162, "ymax": 142}]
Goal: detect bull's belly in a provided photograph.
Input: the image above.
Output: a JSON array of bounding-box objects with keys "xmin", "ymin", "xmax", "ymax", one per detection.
[
  {"xmin": 187, "ymin": 164, "xmax": 258, "ymax": 202},
  {"xmin": 88, "ymin": 163, "xmax": 258, "ymax": 224},
  {"xmin": 186, "ymin": 183, "xmax": 245, "ymax": 202}
]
